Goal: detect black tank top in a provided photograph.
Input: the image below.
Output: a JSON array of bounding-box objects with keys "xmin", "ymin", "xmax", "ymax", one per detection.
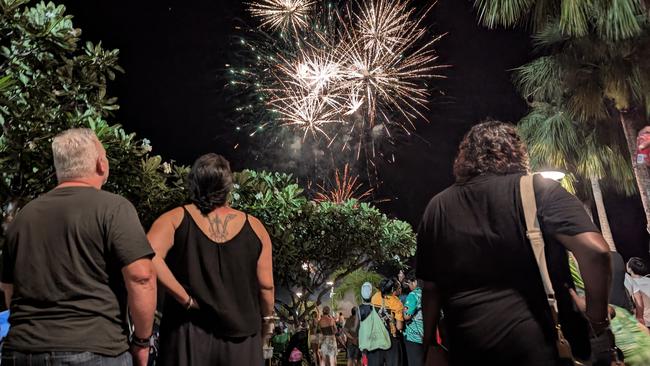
[{"xmin": 163, "ymin": 208, "xmax": 262, "ymax": 337}]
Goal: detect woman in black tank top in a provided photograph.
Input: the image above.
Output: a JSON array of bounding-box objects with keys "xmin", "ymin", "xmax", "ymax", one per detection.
[{"xmin": 147, "ymin": 154, "xmax": 275, "ymax": 366}]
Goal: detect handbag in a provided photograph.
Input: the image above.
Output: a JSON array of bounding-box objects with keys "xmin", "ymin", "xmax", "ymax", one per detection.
[
  {"xmin": 520, "ymin": 174, "xmax": 578, "ymax": 366},
  {"xmin": 358, "ymin": 304, "xmax": 391, "ymax": 352}
]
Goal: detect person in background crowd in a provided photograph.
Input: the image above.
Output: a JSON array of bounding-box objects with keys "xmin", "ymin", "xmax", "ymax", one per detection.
[
  {"xmin": 397, "ymin": 270, "xmax": 409, "ymax": 304},
  {"xmin": 148, "ymin": 153, "xmax": 274, "ymax": 365},
  {"xmin": 417, "ymin": 121, "xmax": 614, "ymax": 366},
  {"xmin": 637, "ymin": 126, "xmax": 650, "ymax": 167},
  {"xmin": 609, "ymin": 252, "xmax": 635, "ymax": 313},
  {"xmin": 368, "ymin": 278, "xmax": 404, "ymax": 366},
  {"xmin": 308, "ymin": 310, "xmax": 321, "ymax": 366},
  {"xmin": 272, "ymin": 325, "xmax": 290, "ymax": 362},
  {"xmin": 625, "ymin": 257, "xmax": 650, "ymax": 328},
  {"xmin": 336, "ymin": 311, "xmax": 347, "ymax": 350},
  {"xmin": 343, "ymin": 307, "xmax": 362, "ymax": 366},
  {"xmin": 0, "ymin": 128, "xmax": 156, "ymax": 366},
  {"xmin": 317, "ymin": 306, "xmax": 338, "ymax": 366},
  {"xmin": 403, "ymin": 273, "xmax": 423, "ymax": 366},
  {"xmin": 357, "ymin": 283, "xmax": 375, "ymax": 365}
]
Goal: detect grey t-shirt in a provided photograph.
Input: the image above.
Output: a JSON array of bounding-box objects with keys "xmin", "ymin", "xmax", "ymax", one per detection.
[{"xmin": 2, "ymin": 187, "xmax": 154, "ymax": 355}]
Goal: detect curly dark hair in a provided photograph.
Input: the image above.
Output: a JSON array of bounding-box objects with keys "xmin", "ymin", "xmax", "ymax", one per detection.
[
  {"xmin": 453, "ymin": 120, "xmax": 530, "ymax": 182},
  {"xmin": 188, "ymin": 153, "xmax": 233, "ymax": 215}
]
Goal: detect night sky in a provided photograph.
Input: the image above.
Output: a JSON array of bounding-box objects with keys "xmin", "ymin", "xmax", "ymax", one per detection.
[{"xmin": 62, "ymin": 0, "xmax": 649, "ymax": 260}]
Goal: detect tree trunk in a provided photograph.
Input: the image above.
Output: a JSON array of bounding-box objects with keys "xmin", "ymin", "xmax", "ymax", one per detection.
[
  {"xmin": 619, "ymin": 111, "xmax": 650, "ymax": 233},
  {"xmin": 590, "ymin": 177, "xmax": 616, "ymax": 251}
]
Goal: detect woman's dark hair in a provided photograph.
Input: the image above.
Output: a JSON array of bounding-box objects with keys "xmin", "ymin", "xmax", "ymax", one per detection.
[
  {"xmin": 188, "ymin": 153, "xmax": 233, "ymax": 215},
  {"xmin": 350, "ymin": 307, "xmax": 357, "ymax": 316},
  {"xmin": 322, "ymin": 306, "xmax": 331, "ymax": 315},
  {"xmin": 453, "ymin": 120, "xmax": 530, "ymax": 182},
  {"xmin": 379, "ymin": 278, "xmax": 397, "ymax": 296},
  {"xmin": 628, "ymin": 257, "xmax": 649, "ymax": 276},
  {"xmin": 405, "ymin": 271, "xmax": 417, "ymax": 283}
]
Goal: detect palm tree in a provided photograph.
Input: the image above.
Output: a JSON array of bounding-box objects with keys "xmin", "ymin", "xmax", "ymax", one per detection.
[
  {"xmin": 519, "ymin": 103, "xmax": 636, "ymax": 251},
  {"xmin": 474, "ymin": 0, "xmax": 650, "ymax": 230}
]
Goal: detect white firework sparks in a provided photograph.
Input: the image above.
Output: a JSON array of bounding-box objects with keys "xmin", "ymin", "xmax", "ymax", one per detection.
[
  {"xmin": 247, "ymin": 0, "xmax": 316, "ymax": 35},
  {"xmin": 267, "ymin": 42, "xmax": 348, "ymax": 141},
  {"xmin": 354, "ymin": 0, "xmax": 416, "ymax": 55},
  {"xmin": 272, "ymin": 92, "xmax": 343, "ymax": 140},
  {"xmin": 241, "ymin": 0, "xmax": 445, "ymax": 148},
  {"xmin": 338, "ymin": 0, "xmax": 443, "ymax": 129}
]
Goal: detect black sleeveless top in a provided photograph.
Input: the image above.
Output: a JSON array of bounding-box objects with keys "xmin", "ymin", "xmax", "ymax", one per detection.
[{"xmin": 163, "ymin": 208, "xmax": 263, "ymax": 337}]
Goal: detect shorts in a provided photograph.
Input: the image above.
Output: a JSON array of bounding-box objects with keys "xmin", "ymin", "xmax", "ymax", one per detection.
[
  {"xmin": 320, "ymin": 335, "xmax": 338, "ymax": 358},
  {"xmin": 347, "ymin": 343, "xmax": 362, "ymax": 360}
]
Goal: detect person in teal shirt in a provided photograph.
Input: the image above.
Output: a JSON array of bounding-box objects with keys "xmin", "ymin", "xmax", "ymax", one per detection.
[{"xmin": 403, "ymin": 273, "xmax": 423, "ymax": 366}]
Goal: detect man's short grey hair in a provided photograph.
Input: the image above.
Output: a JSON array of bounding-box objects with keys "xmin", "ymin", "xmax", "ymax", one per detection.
[{"xmin": 52, "ymin": 128, "xmax": 100, "ymax": 181}]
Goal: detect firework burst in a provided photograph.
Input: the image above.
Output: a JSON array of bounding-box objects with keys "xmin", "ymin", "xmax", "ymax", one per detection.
[
  {"xmin": 231, "ymin": 0, "xmax": 445, "ymax": 182},
  {"xmin": 338, "ymin": 0, "xmax": 444, "ymax": 129},
  {"xmin": 248, "ymin": 0, "xmax": 316, "ymax": 35},
  {"xmin": 314, "ymin": 164, "xmax": 374, "ymax": 203}
]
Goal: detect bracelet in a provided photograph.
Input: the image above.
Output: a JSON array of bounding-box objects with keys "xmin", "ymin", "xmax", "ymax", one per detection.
[
  {"xmin": 262, "ymin": 314, "xmax": 279, "ymax": 322},
  {"xmin": 185, "ymin": 296, "xmax": 194, "ymax": 310},
  {"xmin": 131, "ymin": 335, "xmax": 152, "ymax": 348}
]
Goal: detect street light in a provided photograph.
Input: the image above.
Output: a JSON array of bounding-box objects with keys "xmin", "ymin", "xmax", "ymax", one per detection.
[{"xmin": 538, "ymin": 171, "xmax": 566, "ymax": 181}]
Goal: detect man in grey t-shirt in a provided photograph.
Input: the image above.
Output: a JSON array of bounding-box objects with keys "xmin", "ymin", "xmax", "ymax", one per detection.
[{"xmin": 1, "ymin": 128, "xmax": 156, "ymax": 366}]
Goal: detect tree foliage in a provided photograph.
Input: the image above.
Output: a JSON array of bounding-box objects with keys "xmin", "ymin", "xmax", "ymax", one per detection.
[
  {"xmin": 480, "ymin": 0, "xmax": 650, "ymax": 235},
  {"xmin": 0, "ymin": 0, "xmax": 188, "ymax": 238},
  {"xmin": 477, "ymin": 0, "xmax": 650, "ymax": 120},
  {"xmin": 518, "ymin": 102, "xmax": 636, "ymax": 197},
  {"xmin": 231, "ymin": 170, "xmax": 416, "ymax": 324}
]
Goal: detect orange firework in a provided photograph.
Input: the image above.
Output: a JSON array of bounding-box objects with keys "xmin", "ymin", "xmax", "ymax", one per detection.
[{"xmin": 314, "ymin": 164, "xmax": 373, "ymax": 203}]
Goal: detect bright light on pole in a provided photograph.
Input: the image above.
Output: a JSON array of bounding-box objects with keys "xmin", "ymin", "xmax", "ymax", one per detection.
[{"xmin": 538, "ymin": 171, "xmax": 566, "ymax": 181}]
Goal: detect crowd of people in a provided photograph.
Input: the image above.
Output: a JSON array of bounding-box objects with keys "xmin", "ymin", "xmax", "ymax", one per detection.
[
  {"xmin": 1, "ymin": 121, "xmax": 650, "ymax": 365},
  {"xmin": 269, "ymin": 273, "xmax": 424, "ymax": 366}
]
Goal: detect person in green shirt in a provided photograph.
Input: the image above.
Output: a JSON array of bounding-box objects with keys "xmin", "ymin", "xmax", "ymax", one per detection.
[
  {"xmin": 403, "ymin": 273, "xmax": 423, "ymax": 366},
  {"xmin": 271, "ymin": 326, "xmax": 290, "ymax": 360}
]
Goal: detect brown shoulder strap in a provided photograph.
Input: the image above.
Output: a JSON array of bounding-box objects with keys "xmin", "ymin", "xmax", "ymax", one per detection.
[{"xmin": 520, "ymin": 174, "xmax": 558, "ymax": 312}]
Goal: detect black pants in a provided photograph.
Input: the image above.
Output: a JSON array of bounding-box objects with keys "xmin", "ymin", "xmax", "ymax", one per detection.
[
  {"xmin": 405, "ymin": 340, "xmax": 423, "ymax": 366},
  {"xmin": 158, "ymin": 319, "xmax": 263, "ymax": 366},
  {"xmin": 366, "ymin": 337, "xmax": 400, "ymax": 366}
]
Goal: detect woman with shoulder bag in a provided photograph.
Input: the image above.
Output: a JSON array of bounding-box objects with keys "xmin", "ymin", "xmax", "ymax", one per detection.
[{"xmin": 416, "ymin": 121, "xmax": 618, "ymax": 366}]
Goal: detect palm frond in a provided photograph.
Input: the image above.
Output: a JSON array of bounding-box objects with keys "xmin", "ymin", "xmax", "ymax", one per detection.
[
  {"xmin": 566, "ymin": 76, "xmax": 609, "ymax": 121},
  {"xmin": 593, "ymin": 0, "xmax": 645, "ymax": 41},
  {"xmin": 474, "ymin": 0, "xmax": 535, "ymax": 28},
  {"xmin": 531, "ymin": 0, "xmax": 560, "ymax": 31},
  {"xmin": 576, "ymin": 132, "xmax": 607, "ymax": 180},
  {"xmin": 518, "ymin": 103, "xmax": 578, "ymax": 170},
  {"xmin": 514, "ymin": 56, "xmax": 563, "ymax": 100},
  {"xmin": 629, "ymin": 66, "xmax": 650, "ymax": 118},
  {"xmin": 533, "ymin": 18, "xmax": 570, "ymax": 47},
  {"xmin": 560, "ymin": 172, "xmax": 579, "ymax": 195},
  {"xmin": 559, "ymin": 0, "xmax": 591, "ymax": 38}
]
